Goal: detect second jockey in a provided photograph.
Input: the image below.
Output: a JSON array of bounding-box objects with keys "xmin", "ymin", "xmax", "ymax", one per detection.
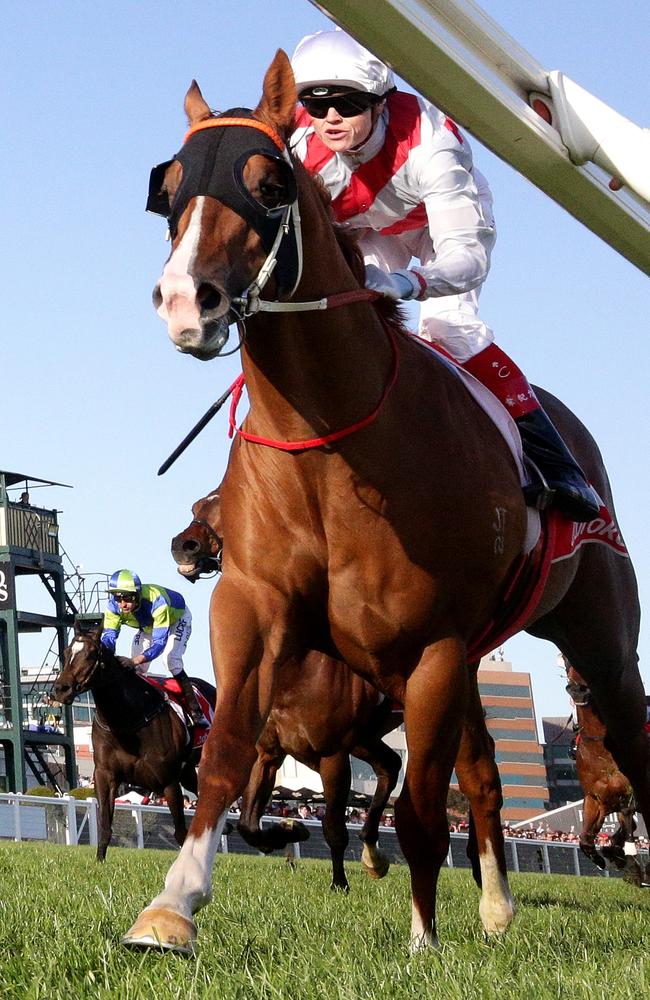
[
  {"xmin": 101, "ymin": 569, "xmax": 208, "ymax": 727},
  {"xmin": 290, "ymin": 30, "xmax": 600, "ymax": 523}
]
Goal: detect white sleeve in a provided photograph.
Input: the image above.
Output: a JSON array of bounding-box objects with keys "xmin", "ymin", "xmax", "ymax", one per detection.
[{"xmin": 410, "ymin": 131, "xmax": 496, "ymax": 297}]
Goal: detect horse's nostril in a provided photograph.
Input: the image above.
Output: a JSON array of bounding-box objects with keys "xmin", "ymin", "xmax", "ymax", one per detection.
[
  {"xmin": 182, "ymin": 539, "xmax": 200, "ymax": 554},
  {"xmin": 152, "ymin": 284, "xmax": 163, "ymax": 310},
  {"xmin": 197, "ymin": 283, "xmax": 222, "ymax": 313}
]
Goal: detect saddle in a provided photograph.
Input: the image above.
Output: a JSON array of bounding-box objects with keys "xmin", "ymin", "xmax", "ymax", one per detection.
[{"xmin": 144, "ymin": 675, "xmax": 212, "ymax": 750}]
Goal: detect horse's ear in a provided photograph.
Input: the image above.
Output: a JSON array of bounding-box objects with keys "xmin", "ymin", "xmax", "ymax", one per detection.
[
  {"xmin": 73, "ymin": 618, "xmax": 84, "ymax": 638},
  {"xmin": 185, "ymin": 80, "xmax": 213, "ymax": 125},
  {"xmin": 254, "ymin": 50, "xmax": 296, "ymax": 139}
]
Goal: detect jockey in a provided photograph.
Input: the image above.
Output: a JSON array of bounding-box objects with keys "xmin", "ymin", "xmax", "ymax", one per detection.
[
  {"xmin": 290, "ymin": 30, "xmax": 600, "ymax": 523},
  {"xmin": 101, "ymin": 569, "xmax": 208, "ymax": 726}
]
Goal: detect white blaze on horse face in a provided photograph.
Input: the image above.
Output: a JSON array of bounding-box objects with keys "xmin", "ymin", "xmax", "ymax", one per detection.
[
  {"xmin": 477, "ymin": 838, "xmax": 516, "ymax": 935},
  {"xmin": 70, "ymin": 640, "xmax": 85, "ymax": 666},
  {"xmin": 156, "ymin": 197, "xmax": 205, "ymax": 346},
  {"xmin": 142, "ymin": 809, "xmax": 229, "ymax": 921}
]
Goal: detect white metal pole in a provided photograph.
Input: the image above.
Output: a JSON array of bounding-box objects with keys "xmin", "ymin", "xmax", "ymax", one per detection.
[{"xmin": 311, "ymin": 0, "xmax": 650, "ymax": 273}]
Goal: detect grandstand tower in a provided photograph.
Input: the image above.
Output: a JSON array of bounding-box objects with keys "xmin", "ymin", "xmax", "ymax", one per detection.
[{"xmin": 0, "ymin": 469, "xmax": 78, "ymax": 792}]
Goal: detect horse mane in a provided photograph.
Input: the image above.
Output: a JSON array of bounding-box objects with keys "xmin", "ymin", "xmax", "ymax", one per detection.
[{"xmin": 308, "ymin": 172, "xmax": 411, "ymax": 340}]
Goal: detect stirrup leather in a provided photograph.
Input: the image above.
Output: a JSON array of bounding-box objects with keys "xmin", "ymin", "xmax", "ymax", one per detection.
[{"xmin": 521, "ymin": 456, "xmax": 555, "ymax": 511}]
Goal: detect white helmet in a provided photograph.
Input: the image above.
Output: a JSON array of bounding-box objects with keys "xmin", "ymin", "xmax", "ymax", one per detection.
[{"xmin": 291, "ymin": 30, "xmax": 395, "ymax": 100}]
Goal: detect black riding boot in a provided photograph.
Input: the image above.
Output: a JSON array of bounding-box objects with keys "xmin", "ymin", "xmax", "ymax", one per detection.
[
  {"xmin": 462, "ymin": 343, "xmax": 601, "ymax": 523},
  {"xmin": 515, "ymin": 408, "xmax": 601, "ymax": 522},
  {"xmin": 177, "ymin": 671, "xmax": 209, "ymax": 727}
]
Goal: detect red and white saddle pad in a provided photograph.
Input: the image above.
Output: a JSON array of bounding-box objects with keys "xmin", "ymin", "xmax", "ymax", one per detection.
[{"xmin": 143, "ymin": 675, "xmax": 214, "ymax": 750}]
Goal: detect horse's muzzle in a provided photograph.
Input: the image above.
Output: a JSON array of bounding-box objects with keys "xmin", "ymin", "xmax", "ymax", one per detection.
[
  {"xmin": 171, "ymin": 534, "xmax": 222, "ymax": 580},
  {"xmin": 171, "ymin": 316, "xmax": 230, "ymax": 360},
  {"xmin": 52, "ymin": 680, "xmax": 75, "ymax": 704}
]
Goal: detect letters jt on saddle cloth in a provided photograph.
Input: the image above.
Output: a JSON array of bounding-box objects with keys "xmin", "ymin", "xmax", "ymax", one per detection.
[
  {"xmin": 227, "ymin": 337, "xmax": 629, "ymax": 666},
  {"xmin": 144, "ymin": 675, "xmax": 214, "ymax": 750}
]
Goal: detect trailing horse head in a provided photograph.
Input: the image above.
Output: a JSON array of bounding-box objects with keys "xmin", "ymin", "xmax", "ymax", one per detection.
[
  {"xmin": 53, "ymin": 620, "xmax": 105, "ymax": 703},
  {"xmin": 147, "ymin": 51, "xmax": 302, "ymax": 360},
  {"xmin": 171, "ymin": 488, "xmax": 223, "ymax": 581},
  {"xmin": 565, "ymin": 663, "xmax": 591, "ymax": 707}
]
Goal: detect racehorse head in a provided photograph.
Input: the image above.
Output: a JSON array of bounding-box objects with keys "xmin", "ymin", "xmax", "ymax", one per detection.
[
  {"xmin": 171, "ymin": 488, "xmax": 223, "ymax": 581},
  {"xmin": 53, "ymin": 621, "xmax": 106, "ymax": 703},
  {"xmin": 147, "ymin": 51, "xmax": 299, "ymax": 359},
  {"xmin": 565, "ymin": 663, "xmax": 591, "ymax": 707}
]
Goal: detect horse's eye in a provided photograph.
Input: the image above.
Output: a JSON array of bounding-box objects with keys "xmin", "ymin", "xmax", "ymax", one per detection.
[{"xmin": 259, "ymin": 182, "xmax": 288, "ymax": 209}]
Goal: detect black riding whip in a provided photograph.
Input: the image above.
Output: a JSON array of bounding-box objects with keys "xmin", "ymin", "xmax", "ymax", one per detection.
[{"xmin": 158, "ymin": 383, "xmax": 236, "ymax": 476}]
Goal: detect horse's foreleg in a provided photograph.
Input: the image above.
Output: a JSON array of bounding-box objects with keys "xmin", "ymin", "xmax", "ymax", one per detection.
[
  {"xmin": 179, "ymin": 760, "xmax": 198, "ymax": 797},
  {"xmin": 165, "ymin": 782, "xmax": 188, "ymax": 847},
  {"xmin": 318, "ymin": 752, "xmax": 351, "ymax": 891},
  {"xmin": 580, "ymin": 658, "xmax": 650, "ymax": 832},
  {"xmin": 614, "ymin": 805, "xmax": 643, "ymax": 884},
  {"xmin": 352, "ymin": 739, "xmax": 401, "ymax": 880},
  {"xmin": 394, "ymin": 639, "xmax": 467, "ymax": 951},
  {"xmin": 123, "ymin": 587, "xmax": 286, "ymax": 952},
  {"xmin": 454, "ymin": 669, "xmax": 515, "ymax": 935},
  {"xmin": 238, "ymin": 751, "xmax": 308, "ymax": 852},
  {"xmin": 94, "ymin": 768, "xmax": 118, "ymax": 863},
  {"xmin": 123, "ymin": 719, "xmax": 256, "ymax": 952},
  {"xmin": 579, "ymin": 793, "xmax": 606, "ymax": 869}
]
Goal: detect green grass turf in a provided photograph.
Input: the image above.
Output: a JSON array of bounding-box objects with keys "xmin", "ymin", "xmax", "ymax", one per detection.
[{"xmin": 0, "ymin": 842, "xmax": 648, "ymax": 999}]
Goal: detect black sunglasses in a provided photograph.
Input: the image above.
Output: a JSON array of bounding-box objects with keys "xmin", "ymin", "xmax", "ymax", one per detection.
[
  {"xmin": 301, "ymin": 93, "xmax": 380, "ymax": 119},
  {"xmin": 114, "ymin": 592, "xmax": 137, "ymax": 602}
]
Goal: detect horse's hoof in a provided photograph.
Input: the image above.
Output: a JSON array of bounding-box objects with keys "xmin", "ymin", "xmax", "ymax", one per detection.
[
  {"xmin": 122, "ymin": 907, "xmax": 196, "ymax": 954},
  {"xmin": 362, "ymin": 855, "xmax": 390, "ymax": 880},
  {"xmin": 280, "ymin": 819, "xmax": 310, "ymax": 842},
  {"xmin": 479, "ymin": 896, "xmax": 516, "ymax": 936},
  {"xmin": 582, "ymin": 847, "xmax": 606, "ymax": 870},
  {"xmin": 623, "ymin": 863, "xmax": 643, "ymax": 887}
]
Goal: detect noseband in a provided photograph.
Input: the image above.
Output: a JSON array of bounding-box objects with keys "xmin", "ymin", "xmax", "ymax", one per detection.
[
  {"xmin": 566, "ymin": 679, "xmax": 591, "ymax": 707},
  {"xmin": 189, "ymin": 517, "xmax": 223, "ymax": 575}
]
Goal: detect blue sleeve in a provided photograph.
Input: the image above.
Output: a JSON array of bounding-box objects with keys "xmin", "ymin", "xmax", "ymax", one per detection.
[
  {"xmin": 101, "ymin": 607, "xmax": 121, "ymax": 652},
  {"xmin": 101, "ymin": 628, "xmax": 118, "ymax": 652},
  {"xmin": 143, "ymin": 626, "xmax": 169, "ymax": 661}
]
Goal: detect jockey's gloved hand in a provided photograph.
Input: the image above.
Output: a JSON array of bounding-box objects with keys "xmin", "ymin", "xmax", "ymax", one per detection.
[{"xmin": 364, "ymin": 265, "xmax": 426, "ymax": 301}]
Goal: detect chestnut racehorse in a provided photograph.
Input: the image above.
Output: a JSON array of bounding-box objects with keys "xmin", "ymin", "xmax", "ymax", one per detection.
[
  {"xmin": 53, "ymin": 621, "xmax": 216, "ymax": 860},
  {"xmin": 124, "ymin": 52, "xmax": 649, "ymax": 953},
  {"xmin": 565, "ymin": 661, "xmax": 644, "ymax": 884},
  {"xmin": 171, "ymin": 487, "xmax": 402, "ymax": 890}
]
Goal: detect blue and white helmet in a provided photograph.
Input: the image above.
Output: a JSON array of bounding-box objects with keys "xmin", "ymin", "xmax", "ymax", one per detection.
[{"xmin": 291, "ymin": 30, "xmax": 395, "ymax": 100}]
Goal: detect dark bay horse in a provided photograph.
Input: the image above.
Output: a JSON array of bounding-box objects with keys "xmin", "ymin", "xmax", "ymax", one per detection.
[
  {"xmin": 172, "ymin": 487, "xmax": 401, "ymax": 889},
  {"xmin": 53, "ymin": 621, "xmax": 216, "ymax": 861},
  {"xmin": 124, "ymin": 52, "xmax": 649, "ymax": 953},
  {"xmin": 566, "ymin": 662, "xmax": 644, "ymax": 884}
]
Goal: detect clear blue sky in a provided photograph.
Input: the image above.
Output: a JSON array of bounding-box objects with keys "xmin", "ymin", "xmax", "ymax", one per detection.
[{"xmin": 2, "ymin": 1, "xmax": 648, "ymax": 733}]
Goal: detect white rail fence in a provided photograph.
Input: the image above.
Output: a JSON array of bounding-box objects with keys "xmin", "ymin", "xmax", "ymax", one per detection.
[{"xmin": 1, "ymin": 793, "xmax": 647, "ymax": 880}]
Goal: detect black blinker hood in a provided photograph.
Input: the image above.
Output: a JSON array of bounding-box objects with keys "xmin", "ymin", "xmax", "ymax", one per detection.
[{"xmin": 147, "ymin": 108, "xmax": 299, "ymax": 297}]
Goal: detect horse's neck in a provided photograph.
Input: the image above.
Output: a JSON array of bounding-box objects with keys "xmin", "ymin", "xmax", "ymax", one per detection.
[
  {"xmin": 241, "ymin": 182, "xmax": 398, "ymax": 441},
  {"xmin": 92, "ymin": 657, "xmax": 156, "ymax": 728},
  {"xmin": 243, "ymin": 296, "xmax": 394, "ymax": 443},
  {"xmin": 577, "ymin": 703, "xmax": 606, "ymax": 738}
]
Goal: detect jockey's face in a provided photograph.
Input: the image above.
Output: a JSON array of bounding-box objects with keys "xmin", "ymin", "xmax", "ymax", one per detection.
[
  {"xmin": 115, "ymin": 593, "xmax": 138, "ymax": 611},
  {"xmin": 309, "ymin": 101, "xmax": 385, "ymax": 153}
]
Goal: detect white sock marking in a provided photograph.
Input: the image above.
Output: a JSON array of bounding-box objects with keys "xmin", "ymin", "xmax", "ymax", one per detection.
[{"xmin": 144, "ymin": 808, "xmax": 229, "ymax": 920}]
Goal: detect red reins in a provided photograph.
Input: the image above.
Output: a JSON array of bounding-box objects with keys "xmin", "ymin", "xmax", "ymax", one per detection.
[{"xmin": 228, "ymin": 301, "xmax": 400, "ymax": 451}]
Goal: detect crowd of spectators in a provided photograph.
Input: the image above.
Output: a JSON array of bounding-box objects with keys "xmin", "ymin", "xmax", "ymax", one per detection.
[{"xmin": 110, "ymin": 786, "xmax": 649, "ymax": 851}]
